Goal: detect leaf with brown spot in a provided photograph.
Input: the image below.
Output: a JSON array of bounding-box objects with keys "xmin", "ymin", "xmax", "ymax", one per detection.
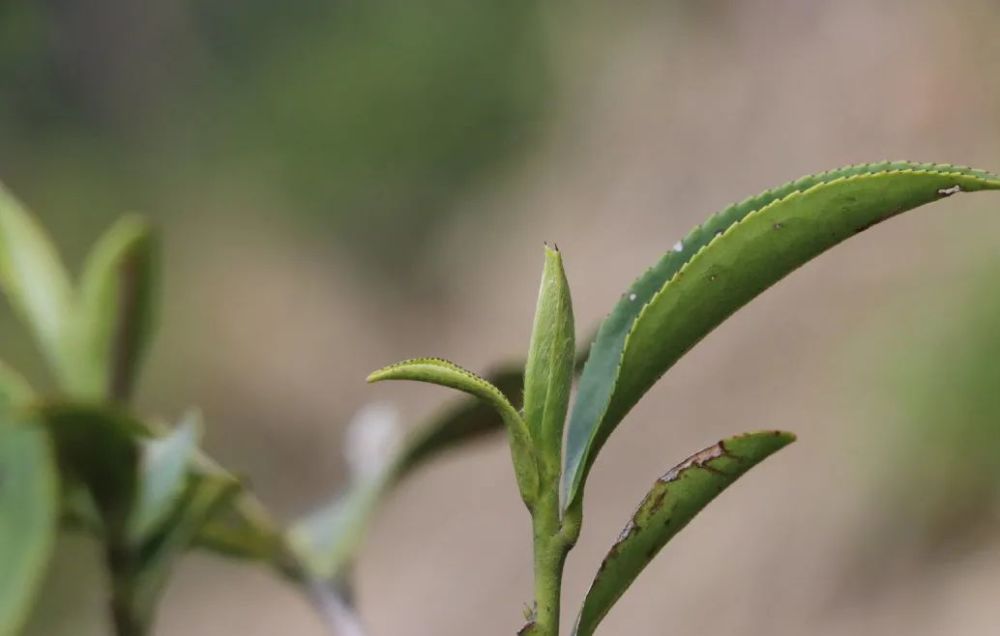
[{"xmin": 572, "ymin": 431, "xmax": 795, "ymax": 636}]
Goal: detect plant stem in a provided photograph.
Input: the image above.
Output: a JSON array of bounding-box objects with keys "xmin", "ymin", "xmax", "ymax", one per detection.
[
  {"xmin": 306, "ymin": 578, "xmax": 369, "ymax": 636},
  {"xmin": 107, "ymin": 546, "xmax": 150, "ymax": 636},
  {"xmin": 530, "ymin": 491, "xmax": 573, "ymax": 636},
  {"xmin": 110, "ymin": 593, "xmax": 146, "ymax": 636},
  {"xmin": 532, "ymin": 535, "xmax": 566, "ymax": 634}
]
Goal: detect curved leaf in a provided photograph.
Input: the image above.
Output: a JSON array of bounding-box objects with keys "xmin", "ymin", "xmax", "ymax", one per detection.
[
  {"xmin": 0, "ymin": 416, "xmax": 58, "ymax": 635},
  {"xmin": 368, "ymin": 357, "xmax": 538, "ymax": 504},
  {"xmin": 388, "ymin": 364, "xmax": 524, "ymax": 484},
  {"xmin": 523, "ymin": 245, "xmax": 575, "ymax": 481},
  {"xmin": 72, "ymin": 215, "xmax": 159, "ymax": 401},
  {"xmin": 563, "ymin": 162, "xmax": 1000, "ymax": 511},
  {"xmin": 573, "ymin": 431, "xmax": 795, "ymax": 636},
  {"xmin": 289, "ymin": 365, "xmax": 523, "ymax": 581},
  {"xmin": 0, "ymin": 185, "xmax": 73, "ymax": 379}
]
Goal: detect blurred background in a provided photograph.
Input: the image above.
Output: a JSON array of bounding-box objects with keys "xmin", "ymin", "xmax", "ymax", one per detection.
[{"xmin": 3, "ymin": 0, "xmax": 1000, "ymax": 634}]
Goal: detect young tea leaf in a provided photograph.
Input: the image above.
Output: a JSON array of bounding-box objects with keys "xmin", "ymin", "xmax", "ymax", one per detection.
[
  {"xmin": 0, "ymin": 416, "xmax": 58, "ymax": 636},
  {"xmin": 127, "ymin": 412, "xmax": 201, "ymax": 546},
  {"xmin": 72, "ymin": 215, "xmax": 159, "ymax": 401},
  {"xmin": 523, "ymin": 245, "xmax": 575, "ymax": 482},
  {"xmin": 388, "ymin": 365, "xmax": 524, "ymax": 484},
  {"xmin": 368, "ymin": 357, "xmax": 539, "ymax": 505},
  {"xmin": 0, "ymin": 185, "xmax": 74, "ymax": 380},
  {"xmin": 573, "ymin": 431, "xmax": 795, "ymax": 636},
  {"xmin": 289, "ymin": 366, "xmax": 523, "ymax": 582},
  {"xmin": 563, "ymin": 163, "xmax": 1000, "ymax": 512}
]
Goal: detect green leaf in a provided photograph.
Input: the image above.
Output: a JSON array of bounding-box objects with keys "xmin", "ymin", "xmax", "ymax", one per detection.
[
  {"xmin": 71, "ymin": 215, "xmax": 159, "ymax": 401},
  {"xmin": 0, "ymin": 415, "xmax": 58, "ymax": 636},
  {"xmin": 573, "ymin": 431, "xmax": 795, "ymax": 636},
  {"xmin": 523, "ymin": 245, "xmax": 575, "ymax": 481},
  {"xmin": 368, "ymin": 357, "xmax": 539, "ymax": 505},
  {"xmin": 290, "ymin": 365, "xmax": 524, "ymax": 581},
  {"xmin": 34, "ymin": 403, "xmax": 144, "ymax": 539},
  {"xmin": 127, "ymin": 411, "xmax": 201, "ymax": 546},
  {"xmin": 388, "ymin": 364, "xmax": 524, "ymax": 484},
  {"xmin": 43, "ymin": 404, "xmax": 289, "ymax": 577},
  {"xmin": 563, "ymin": 162, "xmax": 1000, "ymax": 512},
  {"xmin": 0, "ymin": 184, "xmax": 74, "ymax": 380}
]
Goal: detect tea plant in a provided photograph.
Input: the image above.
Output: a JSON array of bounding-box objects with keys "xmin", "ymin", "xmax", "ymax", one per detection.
[{"xmin": 0, "ymin": 161, "xmax": 997, "ymax": 636}]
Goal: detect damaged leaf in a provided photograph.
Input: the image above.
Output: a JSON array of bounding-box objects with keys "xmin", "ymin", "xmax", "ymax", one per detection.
[{"xmin": 573, "ymin": 431, "xmax": 795, "ymax": 636}]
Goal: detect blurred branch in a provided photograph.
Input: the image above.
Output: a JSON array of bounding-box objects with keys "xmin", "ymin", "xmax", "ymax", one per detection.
[{"xmin": 307, "ymin": 578, "xmax": 369, "ymax": 636}]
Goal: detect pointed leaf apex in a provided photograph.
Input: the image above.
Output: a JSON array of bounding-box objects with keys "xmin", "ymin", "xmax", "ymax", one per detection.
[{"xmin": 573, "ymin": 430, "xmax": 795, "ymax": 636}]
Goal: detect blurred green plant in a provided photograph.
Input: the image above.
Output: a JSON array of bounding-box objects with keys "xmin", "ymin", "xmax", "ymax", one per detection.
[
  {"xmin": 848, "ymin": 260, "xmax": 1000, "ymax": 565},
  {"xmin": 0, "ymin": 161, "xmax": 998, "ymax": 636},
  {"xmin": 0, "ymin": 0, "xmax": 552, "ymax": 283}
]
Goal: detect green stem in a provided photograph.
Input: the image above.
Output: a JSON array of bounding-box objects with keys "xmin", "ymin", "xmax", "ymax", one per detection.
[
  {"xmin": 110, "ymin": 595, "xmax": 146, "ymax": 636},
  {"xmin": 532, "ymin": 534, "xmax": 566, "ymax": 634},
  {"xmin": 530, "ymin": 491, "xmax": 577, "ymax": 636},
  {"xmin": 106, "ymin": 546, "xmax": 151, "ymax": 636}
]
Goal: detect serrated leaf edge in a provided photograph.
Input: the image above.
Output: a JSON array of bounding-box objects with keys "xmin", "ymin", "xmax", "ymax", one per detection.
[{"xmin": 563, "ymin": 163, "xmax": 1000, "ymax": 510}]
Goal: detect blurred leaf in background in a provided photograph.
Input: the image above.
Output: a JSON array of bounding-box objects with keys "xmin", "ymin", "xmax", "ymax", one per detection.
[
  {"xmin": 0, "ymin": 0, "xmax": 553, "ymax": 287},
  {"xmin": 848, "ymin": 256, "xmax": 1000, "ymax": 570}
]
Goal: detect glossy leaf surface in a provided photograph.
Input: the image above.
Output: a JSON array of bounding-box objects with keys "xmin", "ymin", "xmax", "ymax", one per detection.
[
  {"xmin": 574, "ymin": 431, "xmax": 795, "ymax": 636},
  {"xmin": 563, "ymin": 163, "xmax": 1000, "ymax": 511}
]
